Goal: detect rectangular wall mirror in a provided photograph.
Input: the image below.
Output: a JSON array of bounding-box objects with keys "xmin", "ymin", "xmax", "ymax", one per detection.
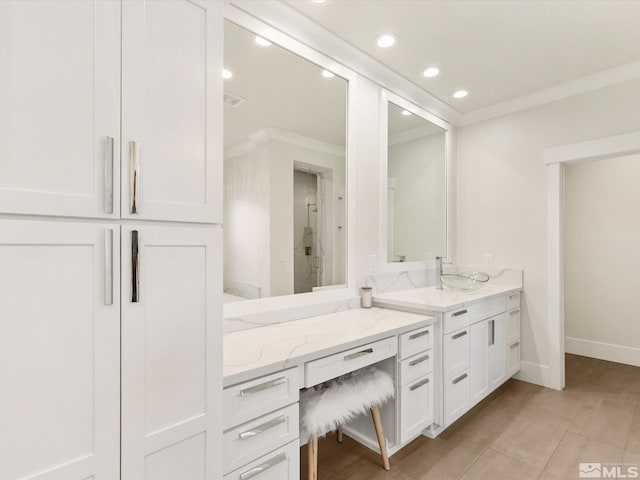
[
  {"xmin": 385, "ymin": 100, "xmax": 448, "ymax": 265},
  {"xmin": 223, "ymin": 20, "xmax": 348, "ymax": 303}
]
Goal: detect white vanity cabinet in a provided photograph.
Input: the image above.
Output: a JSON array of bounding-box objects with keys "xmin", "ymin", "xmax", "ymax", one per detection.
[{"xmin": 506, "ymin": 293, "xmax": 522, "ymax": 377}]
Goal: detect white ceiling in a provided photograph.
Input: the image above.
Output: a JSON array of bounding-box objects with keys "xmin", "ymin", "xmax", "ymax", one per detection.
[{"xmin": 285, "ymin": 0, "xmax": 640, "ymax": 114}]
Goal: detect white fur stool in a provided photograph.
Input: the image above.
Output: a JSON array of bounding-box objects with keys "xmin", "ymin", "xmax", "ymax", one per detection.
[{"xmin": 300, "ymin": 367, "xmax": 395, "ymax": 480}]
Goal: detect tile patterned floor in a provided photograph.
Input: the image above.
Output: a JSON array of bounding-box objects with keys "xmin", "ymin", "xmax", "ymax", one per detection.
[{"xmin": 303, "ymin": 354, "xmax": 640, "ymax": 479}]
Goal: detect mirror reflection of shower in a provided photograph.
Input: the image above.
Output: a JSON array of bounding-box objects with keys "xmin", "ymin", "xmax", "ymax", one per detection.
[{"xmin": 294, "ymin": 170, "xmax": 323, "ymax": 293}]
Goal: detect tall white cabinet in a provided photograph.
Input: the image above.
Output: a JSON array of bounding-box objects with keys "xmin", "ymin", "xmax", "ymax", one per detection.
[{"xmin": 0, "ymin": 1, "xmax": 223, "ymax": 480}]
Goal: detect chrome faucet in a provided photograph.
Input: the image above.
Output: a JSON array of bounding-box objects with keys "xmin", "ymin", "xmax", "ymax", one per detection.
[{"xmin": 435, "ymin": 256, "xmax": 443, "ymax": 289}]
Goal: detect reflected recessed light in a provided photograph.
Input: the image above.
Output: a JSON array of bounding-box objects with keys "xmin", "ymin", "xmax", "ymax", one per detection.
[
  {"xmin": 401, "ymin": 110, "xmax": 412, "ymax": 116},
  {"xmin": 422, "ymin": 67, "xmax": 440, "ymax": 78},
  {"xmin": 311, "ymin": 0, "xmax": 326, "ymax": 3},
  {"xmin": 322, "ymin": 70, "xmax": 335, "ymax": 78},
  {"xmin": 453, "ymin": 90, "xmax": 468, "ymax": 98},
  {"xmin": 255, "ymin": 36, "xmax": 272, "ymax": 47},
  {"xmin": 223, "ymin": 69, "xmax": 233, "ymax": 79},
  {"xmin": 375, "ymin": 34, "xmax": 396, "ymax": 48}
]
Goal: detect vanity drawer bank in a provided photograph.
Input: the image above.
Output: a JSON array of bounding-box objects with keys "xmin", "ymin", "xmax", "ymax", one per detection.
[
  {"xmin": 374, "ymin": 283, "xmax": 523, "ymax": 436},
  {"xmin": 223, "ymin": 308, "xmax": 437, "ymax": 478}
]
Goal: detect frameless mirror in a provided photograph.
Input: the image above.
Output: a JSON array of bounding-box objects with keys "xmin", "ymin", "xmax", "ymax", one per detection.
[
  {"xmin": 223, "ymin": 20, "xmax": 348, "ymax": 303},
  {"xmin": 387, "ymin": 102, "xmax": 447, "ymax": 263}
]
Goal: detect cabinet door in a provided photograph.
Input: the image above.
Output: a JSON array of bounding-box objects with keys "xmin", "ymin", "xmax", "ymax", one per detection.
[
  {"xmin": 400, "ymin": 373, "xmax": 433, "ymax": 445},
  {"xmin": 488, "ymin": 314, "xmax": 506, "ymax": 390},
  {"xmin": 122, "ymin": 0, "xmax": 223, "ymax": 223},
  {"xmin": 444, "ymin": 370, "xmax": 470, "ymax": 426},
  {"xmin": 0, "ymin": 1, "xmax": 120, "ymax": 219},
  {"xmin": 469, "ymin": 320, "xmax": 489, "ymax": 406},
  {"xmin": 444, "ymin": 327, "xmax": 470, "ymax": 378},
  {"xmin": 0, "ymin": 220, "xmax": 120, "ymax": 480},
  {"xmin": 121, "ymin": 225, "xmax": 222, "ymax": 480},
  {"xmin": 507, "ymin": 340, "xmax": 521, "ymax": 378}
]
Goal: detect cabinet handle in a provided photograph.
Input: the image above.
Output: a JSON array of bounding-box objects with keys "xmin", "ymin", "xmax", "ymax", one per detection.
[
  {"xmin": 510, "ymin": 341, "xmax": 520, "ymax": 349},
  {"xmin": 409, "ymin": 354, "xmax": 429, "ymax": 367},
  {"xmin": 129, "ymin": 141, "xmax": 140, "ymax": 214},
  {"xmin": 409, "ymin": 330, "xmax": 429, "ymax": 340},
  {"xmin": 104, "ymin": 136, "xmax": 114, "ymax": 213},
  {"xmin": 238, "ymin": 416, "xmax": 286, "ymax": 440},
  {"xmin": 240, "ymin": 377, "xmax": 286, "ymax": 397},
  {"xmin": 104, "ymin": 229, "xmax": 113, "ymax": 306},
  {"xmin": 239, "ymin": 453, "xmax": 287, "ymax": 480},
  {"xmin": 509, "ymin": 293, "xmax": 519, "ymax": 300},
  {"xmin": 410, "ymin": 378, "xmax": 430, "ymax": 391},
  {"xmin": 452, "ymin": 373, "xmax": 468, "ymax": 385},
  {"xmin": 131, "ymin": 230, "xmax": 139, "ymax": 303},
  {"xmin": 452, "ymin": 309, "xmax": 467, "ymax": 317},
  {"xmin": 489, "ymin": 319, "xmax": 495, "ymax": 346},
  {"xmin": 452, "ymin": 330, "xmax": 467, "ymax": 340},
  {"xmin": 344, "ymin": 348, "xmax": 373, "ymax": 361},
  {"xmin": 510, "ymin": 309, "xmax": 520, "ymax": 315}
]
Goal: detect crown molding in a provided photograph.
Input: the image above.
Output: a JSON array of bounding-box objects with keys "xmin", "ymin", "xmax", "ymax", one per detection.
[
  {"xmin": 459, "ymin": 60, "xmax": 640, "ymax": 126},
  {"xmin": 389, "ymin": 125, "xmax": 443, "ymax": 146},
  {"xmin": 225, "ymin": 128, "xmax": 345, "ymax": 161}
]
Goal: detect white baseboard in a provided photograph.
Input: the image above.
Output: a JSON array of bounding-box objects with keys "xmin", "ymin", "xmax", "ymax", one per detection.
[
  {"xmin": 565, "ymin": 337, "xmax": 640, "ymax": 367},
  {"xmin": 514, "ymin": 361, "xmax": 560, "ymax": 390}
]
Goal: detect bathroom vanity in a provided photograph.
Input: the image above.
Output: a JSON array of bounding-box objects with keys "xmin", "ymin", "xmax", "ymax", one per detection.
[{"xmin": 222, "ymin": 285, "xmax": 521, "ymax": 480}]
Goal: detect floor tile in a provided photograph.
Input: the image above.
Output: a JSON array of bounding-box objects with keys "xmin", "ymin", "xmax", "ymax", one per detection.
[
  {"xmin": 627, "ymin": 408, "xmax": 640, "ymax": 454},
  {"xmin": 544, "ymin": 432, "xmax": 624, "ymax": 479},
  {"xmin": 458, "ymin": 448, "xmax": 541, "ymax": 480}
]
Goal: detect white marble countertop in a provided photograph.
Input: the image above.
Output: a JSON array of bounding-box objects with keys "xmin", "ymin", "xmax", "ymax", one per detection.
[
  {"xmin": 373, "ymin": 284, "xmax": 522, "ymax": 313},
  {"xmin": 223, "ymin": 307, "xmax": 435, "ymax": 387}
]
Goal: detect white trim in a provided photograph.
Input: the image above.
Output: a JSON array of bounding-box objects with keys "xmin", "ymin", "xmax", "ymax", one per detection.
[
  {"xmin": 389, "ymin": 125, "xmax": 444, "ymax": 147},
  {"xmin": 545, "ymin": 131, "xmax": 640, "ymax": 390},
  {"xmin": 250, "ymin": 128, "xmax": 345, "ymax": 156},
  {"xmin": 460, "ymin": 60, "xmax": 640, "ymax": 126},
  {"xmin": 227, "ymin": 0, "xmax": 461, "ymax": 126},
  {"xmin": 223, "ymin": 141, "xmax": 257, "ymax": 161},
  {"xmin": 378, "ymin": 89, "xmax": 455, "ymax": 274},
  {"xmin": 566, "ymin": 337, "xmax": 640, "ymax": 368},
  {"xmin": 514, "ymin": 361, "xmax": 556, "ymax": 389}
]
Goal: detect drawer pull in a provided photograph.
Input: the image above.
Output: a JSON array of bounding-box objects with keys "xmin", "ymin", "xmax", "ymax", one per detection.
[
  {"xmin": 409, "ymin": 355, "xmax": 429, "ymax": 367},
  {"xmin": 452, "ymin": 330, "xmax": 468, "ymax": 340},
  {"xmin": 452, "ymin": 373, "xmax": 468, "ymax": 385},
  {"xmin": 240, "ymin": 377, "xmax": 286, "ymax": 397},
  {"xmin": 239, "ymin": 452, "xmax": 287, "ymax": 479},
  {"xmin": 510, "ymin": 309, "xmax": 520, "ymax": 315},
  {"xmin": 409, "ymin": 330, "xmax": 429, "ymax": 340},
  {"xmin": 509, "ymin": 293, "xmax": 519, "ymax": 300},
  {"xmin": 238, "ymin": 416, "xmax": 286, "ymax": 440},
  {"xmin": 344, "ymin": 348, "xmax": 374, "ymax": 361},
  {"xmin": 510, "ymin": 341, "xmax": 520, "ymax": 349},
  {"xmin": 409, "ymin": 378, "xmax": 430, "ymax": 391},
  {"xmin": 452, "ymin": 309, "xmax": 468, "ymax": 317}
]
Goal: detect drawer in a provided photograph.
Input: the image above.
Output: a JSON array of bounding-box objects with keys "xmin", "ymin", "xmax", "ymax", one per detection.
[
  {"xmin": 444, "ymin": 327, "xmax": 470, "ymax": 378},
  {"xmin": 506, "ymin": 308, "xmax": 520, "ymax": 342},
  {"xmin": 399, "ymin": 325, "xmax": 432, "ymax": 360},
  {"xmin": 399, "ymin": 373, "xmax": 433, "ymax": 445},
  {"xmin": 475, "ymin": 295, "xmax": 507, "ymax": 322},
  {"xmin": 507, "ymin": 339, "xmax": 521, "ymax": 377},
  {"xmin": 399, "ymin": 351, "xmax": 432, "ymax": 386},
  {"xmin": 224, "ymin": 440, "xmax": 300, "ymax": 480},
  {"xmin": 223, "ymin": 403, "xmax": 299, "ymax": 475},
  {"xmin": 444, "ymin": 307, "xmax": 472, "ymax": 334},
  {"xmin": 305, "ymin": 337, "xmax": 397, "ymax": 388},
  {"xmin": 445, "ymin": 370, "xmax": 470, "ymax": 426},
  {"xmin": 223, "ymin": 368, "xmax": 300, "ymax": 431},
  {"xmin": 506, "ymin": 291, "xmax": 521, "ymax": 311}
]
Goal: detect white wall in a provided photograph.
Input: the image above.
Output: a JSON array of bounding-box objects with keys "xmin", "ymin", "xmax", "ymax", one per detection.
[
  {"xmin": 388, "ymin": 133, "xmax": 446, "ymax": 262},
  {"xmin": 564, "ymin": 154, "xmax": 640, "ymax": 365},
  {"xmin": 457, "ymin": 77, "xmax": 640, "ymax": 384}
]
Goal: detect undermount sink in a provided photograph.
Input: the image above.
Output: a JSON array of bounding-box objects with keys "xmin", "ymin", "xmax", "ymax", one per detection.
[{"xmin": 440, "ymin": 271, "xmax": 490, "ymax": 291}]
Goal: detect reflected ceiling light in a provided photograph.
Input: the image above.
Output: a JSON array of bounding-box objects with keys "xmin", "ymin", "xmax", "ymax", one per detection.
[
  {"xmin": 453, "ymin": 90, "xmax": 468, "ymax": 98},
  {"xmin": 401, "ymin": 110, "xmax": 412, "ymax": 116},
  {"xmin": 255, "ymin": 36, "xmax": 272, "ymax": 47},
  {"xmin": 321, "ymin": 70, "xmax": 335, "ymax": 78},
  {"xmin": 223, "ymin": 69, "xmax": 233, "ymax": 79},
  {"xmin": 422, "ymin": 67, "xmax": 440, "ymax": 78},
  {"xmin": 374, "ymin": 34, "xmax": 396, "ymax": 48},
  {"xmin": 311, "ymin": 0, "xmax": 326, "ymax": 3}
]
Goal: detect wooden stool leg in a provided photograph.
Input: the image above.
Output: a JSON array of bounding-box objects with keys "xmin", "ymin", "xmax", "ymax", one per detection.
[
  {"xmin": 308, "ymin": 435, "xmax": 318, "ymax": 480},
  {"xmin": 337, "ymin": 426, "xmax": 343, "ymax": 443},
  {"xmin": 370, "ymin": 406, "xmax": 390, "ymax": 471}
]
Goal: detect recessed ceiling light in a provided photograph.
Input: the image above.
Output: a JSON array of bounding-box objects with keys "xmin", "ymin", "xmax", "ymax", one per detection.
[
  {"xmin": 422, "ymin": 67, "xmax": 440, "ymax": 78},
  {"xmin": 322, "ymin": 70, "xmax": 335, "ymax": 78},
  {"xmin": 255, "ymin": 36, "xmax": 272, "ymax": 47},
  {"xmin": 223, "ymin": 69, "xmax": 233, "ymax": 79},
  {"xmin": 401, "ymin": 110, "xmax": 412, "ymax": 116},
  {"xmin": 453, "ymin": 90, "xmax": 468, "ymax": 98},
  {"xmin": 311, "ymin": 0, "xmax": 326, "ymax": 3},
  {"xmin": 374, "ymin": 34, "xmax": 396, "ymax": 48}
]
